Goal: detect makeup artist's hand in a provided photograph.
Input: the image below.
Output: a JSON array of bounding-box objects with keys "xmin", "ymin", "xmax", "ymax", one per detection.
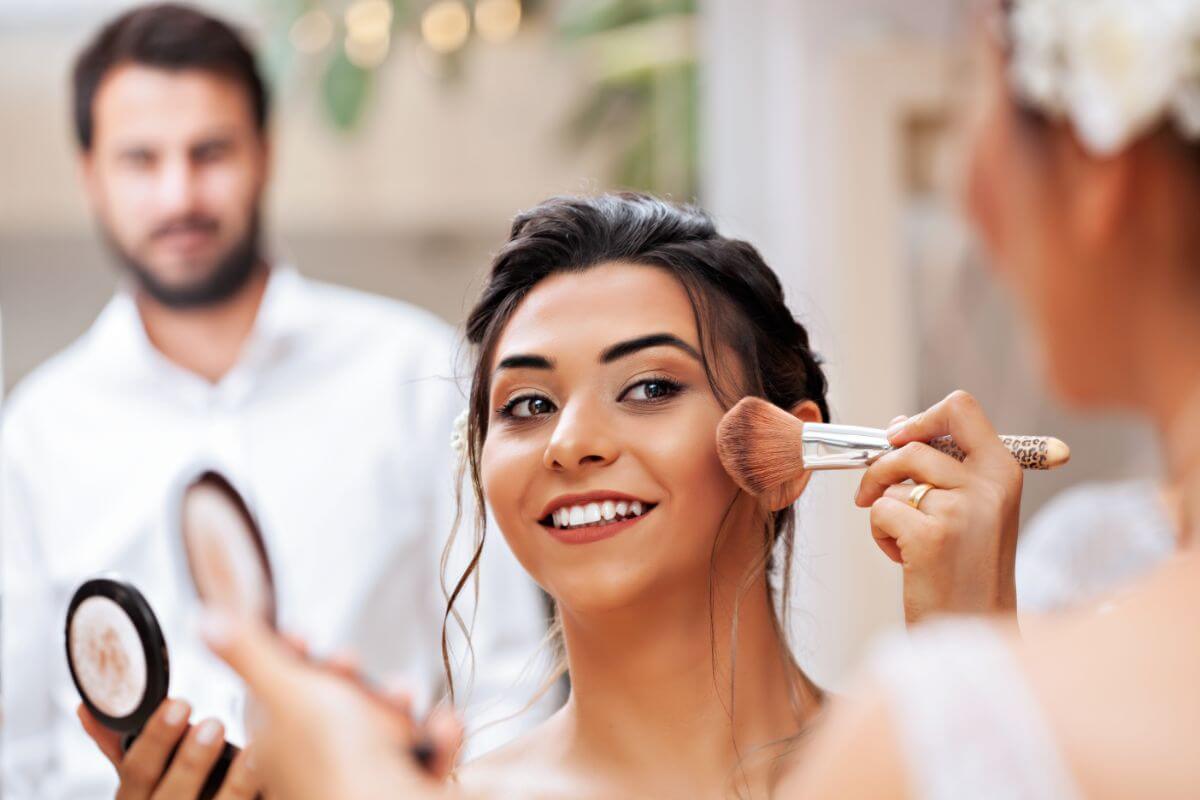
[
  {"xmin": 77, "ymin": 700, "xmax": 259, "ymax": 800},
  {"xmin": 203, "ymin": 610, "xmax": 463, "ymax": 800},
  {"xmin": 854, "ymin": 390, "xmax": 1022, "ymax": 625}
]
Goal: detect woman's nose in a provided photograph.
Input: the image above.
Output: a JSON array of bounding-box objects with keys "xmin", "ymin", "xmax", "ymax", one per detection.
[{"xmin": 542, "ymin": 400, "xmax": 618, "ymax": 472}]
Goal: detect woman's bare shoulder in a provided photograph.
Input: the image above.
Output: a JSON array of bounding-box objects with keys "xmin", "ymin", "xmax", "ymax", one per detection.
[
  {"xmin": 780, "ymin": 556, "xmax": 1200, "ymax": 799},
  {"xmin": 1018, "ymin": 551, "xmax": 1200, "ymax": 798},
  {"xmin": 774, "ymin": 689, "xmax": 908, "ymax": 800}
]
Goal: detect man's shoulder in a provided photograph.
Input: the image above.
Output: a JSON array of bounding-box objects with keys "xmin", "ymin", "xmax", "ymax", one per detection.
[
  {"xmin": 2, "ymin": 334, "xmax": 99, "ymax": 436},
  {"xmin": 305, "ymin": 278, "xmax": 455, "ymax": 343},
  {"xmin": 299, "ymin": 278, "xmax": 463, "ymax": 384}
]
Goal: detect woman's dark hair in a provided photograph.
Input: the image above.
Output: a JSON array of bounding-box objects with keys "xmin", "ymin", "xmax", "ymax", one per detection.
[
  {"xmin": 73, "ymin": 3, "xmax": 268, "ymax": 151},
  {"xmin": 443, "ymin": 192, "xmax": 829, "ymax": 782}
]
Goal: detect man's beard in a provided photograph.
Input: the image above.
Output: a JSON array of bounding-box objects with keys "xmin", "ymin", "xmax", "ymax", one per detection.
[{"xmin": 104, "ymin": 211, "xmax": 263, "ymax": 310}]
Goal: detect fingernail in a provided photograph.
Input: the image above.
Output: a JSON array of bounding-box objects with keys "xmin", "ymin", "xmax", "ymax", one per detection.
[
  {"xmin": 886, "ymin": 420, "xmax": 907, "ymax": 439},
  {"xmin": 244, "ymin": 749, "xmax": 257, "ymax": 773},
  {"xmin": 164, "ymin": 700, "xmax": 188, "ymax": 726},
  {"xmin": 199, "ymin": 608, "xmax": 232, "ymax": 648},
  {"xmin": 196, "ymin": 719, "xmax": 222, "ymax": 746}
]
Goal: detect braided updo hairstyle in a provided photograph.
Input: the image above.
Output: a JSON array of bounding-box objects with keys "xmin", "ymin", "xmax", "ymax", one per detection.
[{"xmin": 444, "ymin": 193, "xmax": 829, "ymax": 733}]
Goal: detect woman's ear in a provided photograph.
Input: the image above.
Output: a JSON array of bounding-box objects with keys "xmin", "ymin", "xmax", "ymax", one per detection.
[
  {"xmin": 792, "ymin": 399, "xmax": 823, "ymax": 424},
  {"xmin": 762, "ymin": 400, "xmax": 824, "ymax": 512},
  {"xmin": 1059, "ymin": 127, "xmax": 1136, "ymax": 252}
]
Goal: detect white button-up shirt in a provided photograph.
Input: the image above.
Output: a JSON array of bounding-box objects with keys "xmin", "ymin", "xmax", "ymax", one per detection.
[{"xmin": 1, "ymin": 267, "xmax": 555, "ymax": 799}]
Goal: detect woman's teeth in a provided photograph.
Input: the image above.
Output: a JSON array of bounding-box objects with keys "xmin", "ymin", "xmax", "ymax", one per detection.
[{"xmin": 551, "ymin": 500, "xmax": 647, "ymax": 529}]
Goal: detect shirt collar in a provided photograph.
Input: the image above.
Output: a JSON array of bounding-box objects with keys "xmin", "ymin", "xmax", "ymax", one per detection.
[
  {"xmin": 87, "ymin": 263, "xmax": 312, "ymax": 381},
  {"xmin": 248, "ymin": 264, "xmax": 312, "ymax": 347}
]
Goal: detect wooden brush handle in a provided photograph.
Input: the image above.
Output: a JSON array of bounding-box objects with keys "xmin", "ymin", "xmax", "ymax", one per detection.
[{"xmin": 929, "ymin": 435, "xmax": 1069, "ymax": 470}]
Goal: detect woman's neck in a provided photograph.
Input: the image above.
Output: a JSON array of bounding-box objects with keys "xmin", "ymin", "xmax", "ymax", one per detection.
[
  {"xmin": 554, "ymin": 568, "xmax": 819, "ymax": 794},
  {"xmin": 1142, "ymin": 322, "xmax": 1200, "ymax": 548}
]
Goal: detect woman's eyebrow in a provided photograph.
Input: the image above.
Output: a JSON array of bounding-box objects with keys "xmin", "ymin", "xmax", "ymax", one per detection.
[
  {"xmin": 494, "ymin": 353, "xmax": 554, "ymax": 373},
  {"xmin": 600, "ymin": 333, "xmax": 701, "ymax": 363}
]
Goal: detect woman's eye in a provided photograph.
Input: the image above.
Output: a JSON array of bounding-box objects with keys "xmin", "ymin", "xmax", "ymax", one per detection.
[
  {"xmin": 622, "ymin": 379, "xmax": 682, "ymax": 403},
  {"xmin": 503, "ymin": 395, "xmax": 557, "ymax": 418}
]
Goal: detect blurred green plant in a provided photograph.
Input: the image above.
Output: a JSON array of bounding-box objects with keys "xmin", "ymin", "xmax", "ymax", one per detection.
[
  {"xmin": 558, "ymin": 0, "xmax": 698, "ymax": 198},
  {"xmin": 259, "ymin": 0, "xmax": 697, "ymax": 197}
]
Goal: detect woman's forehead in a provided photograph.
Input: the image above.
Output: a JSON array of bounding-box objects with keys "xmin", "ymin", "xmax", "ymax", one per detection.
[{"xmin": 493, "ymin": 263, "xmax": 701, "ymax": 360}]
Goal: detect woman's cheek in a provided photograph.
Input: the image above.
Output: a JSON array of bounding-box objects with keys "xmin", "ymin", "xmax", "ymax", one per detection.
[
  {"xmin": 641, "ymin": 403, "xmax": 737, "ymax": 519},
  {"xmin": 481, "ymin": 434, "xmax": 537, "ymax": 545}
]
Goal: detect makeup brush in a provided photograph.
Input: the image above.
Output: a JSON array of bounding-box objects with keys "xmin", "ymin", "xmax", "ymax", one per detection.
[{"xmin": 717, "ymin": 396, "xmax": 1070, "ymax": 501}]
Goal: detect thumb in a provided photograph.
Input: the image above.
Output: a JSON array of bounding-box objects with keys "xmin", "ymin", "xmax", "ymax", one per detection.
[
  {"xmin": 201, "ymin": 609, "xmax": 303, "ymax": 707},
  {"xmin": 77, "ymin": 704, "xmax": 125, "ymax": 766}
]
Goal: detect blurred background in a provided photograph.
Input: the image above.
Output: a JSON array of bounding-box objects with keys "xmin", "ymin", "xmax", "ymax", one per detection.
[{"xmin": 0, "ymin": 0, "xmax": 1162, "ymax": 685}]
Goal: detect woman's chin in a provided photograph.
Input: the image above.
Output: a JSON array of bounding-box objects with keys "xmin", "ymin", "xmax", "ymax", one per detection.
[
  {"xmin": 1043, "ymin": 349, "xmax": 1129, "ymax": 411},
  {"xmin": 515, "ymin": 507, "xmax": 726, "ymax": 617},
  {"xmin": 545, "ymin": 560, "xmax": 662, "ymax": 616},
  {"xmin": 544, "ymin": 551, "xmax": 721, "ymax": 620}
]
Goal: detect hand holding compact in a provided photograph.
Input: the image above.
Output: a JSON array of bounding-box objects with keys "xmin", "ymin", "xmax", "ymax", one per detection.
[
  {"xmin": 65, "ymin": 576, "xmax": 249, "ymax": 800},
  {"xmin": 78, "ymin": 700, "xmax": 258, "ymax": 800}
]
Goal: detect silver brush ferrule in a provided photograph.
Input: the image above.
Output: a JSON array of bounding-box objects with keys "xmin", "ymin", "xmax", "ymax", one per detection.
[{"xmin": 800, "ymin": 423, "xmax": 894, "ymax": 469}]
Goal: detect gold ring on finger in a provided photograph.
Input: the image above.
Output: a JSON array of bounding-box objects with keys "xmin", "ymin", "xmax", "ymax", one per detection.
[{"xmin": 907, "ymin": 482, "xmax": 934, "ymax": 511}]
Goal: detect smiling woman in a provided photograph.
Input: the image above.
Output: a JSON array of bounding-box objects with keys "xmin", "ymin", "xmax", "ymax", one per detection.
[{"xmin": 444, "ymin": 192, "xmax": 831, "ymax": 797}]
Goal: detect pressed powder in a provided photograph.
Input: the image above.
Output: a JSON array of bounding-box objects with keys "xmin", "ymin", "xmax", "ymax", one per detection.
[
  {"xmin": 68, "ymin": 595, "xmax": 148, "ymax": 718},
  {"xmin": 183, "ymin": 482, "xmax": 271, "ymax": 619},
  {"xmin": 180, "ymin": 474, "xmax": 274, "ymax": 623}
]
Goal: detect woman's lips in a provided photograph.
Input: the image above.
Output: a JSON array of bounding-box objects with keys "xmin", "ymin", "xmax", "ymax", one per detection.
[
  {"xmin": 543, "ymin": 505, "xmax": 656, "ymax": 545},
  {"xmin": 537, "ymin": 492, "xmax": 657, "ymax": 544}
]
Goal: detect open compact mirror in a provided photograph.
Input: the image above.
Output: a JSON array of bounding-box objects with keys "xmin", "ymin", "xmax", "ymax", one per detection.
[
  {"xmin": 179, "ymin": 470, "xmax": 276, "ymax": 627},
  {"xmin": 64, "ymin": 469, "xmax": 273, "ymax": 799}
]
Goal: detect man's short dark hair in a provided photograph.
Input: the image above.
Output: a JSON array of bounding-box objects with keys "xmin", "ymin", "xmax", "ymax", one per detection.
[{"xmin": 72, "ymin": 2, "xmax": 269, "ymax": 150}]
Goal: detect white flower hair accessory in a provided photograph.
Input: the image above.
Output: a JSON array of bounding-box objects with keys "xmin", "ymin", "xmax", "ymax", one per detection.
[
  {"xmin": 450, "ymin": 408, "xmax": 469, "ymax": 460},
  {"xmin": 1008, "ymin": 0, "xmax": 1200, "ymax": 155}
]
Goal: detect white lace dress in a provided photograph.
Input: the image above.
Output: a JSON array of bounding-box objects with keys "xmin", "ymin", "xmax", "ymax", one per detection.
[
  {"xmin": 1016, "ymin": 480, "xmax": 1174, "ymax": 613},
  {"xmin": 867, "ymin": 621, "xmax": 1082, "ymax": 800}
]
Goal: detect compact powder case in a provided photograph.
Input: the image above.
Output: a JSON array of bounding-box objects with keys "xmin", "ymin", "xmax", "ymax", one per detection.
[
  {"xmin": 65, "ymin": 577, "xmax": 169, "ymax": 743},
  {"xmin": 63, "ymin": 467, "xmax": 272, "ymax": 799},
  {"xmin": 65, "ymin": 577, "xmax": 236, "ymax": 797}
]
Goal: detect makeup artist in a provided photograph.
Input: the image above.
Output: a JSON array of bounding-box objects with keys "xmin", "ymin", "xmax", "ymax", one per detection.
[{"xmin": 0, "ymin": 5, "xmax": 552, "ymax": 798}]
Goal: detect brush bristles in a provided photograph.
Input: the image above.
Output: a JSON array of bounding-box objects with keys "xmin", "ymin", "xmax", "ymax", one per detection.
[{"xmin": 716, "ymin": 397, "xmax": 808, "ymax": 496}]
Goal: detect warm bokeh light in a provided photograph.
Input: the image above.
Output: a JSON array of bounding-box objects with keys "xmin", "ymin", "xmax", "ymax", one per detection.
[
  {"xmin": 289, "ymin": 9, "xmax": 334, "ymax": 54},
  {"xmin": 475, "ymin": 0, "xmax": 521, "ymax": 43},
  {"xmin": 421, "ymin": 0, "xmax": 471, "ymax": 55},
  {"xmin": 345, "ymin": 0, "xmax": 393, "ymax": 43},
  {"xmin": 345, "ymin": 32, "xmax": 391, "ymax": 68},
  {"xmin": 344, "ymin": 0, "xmax": 393, "ymax": 69}
]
